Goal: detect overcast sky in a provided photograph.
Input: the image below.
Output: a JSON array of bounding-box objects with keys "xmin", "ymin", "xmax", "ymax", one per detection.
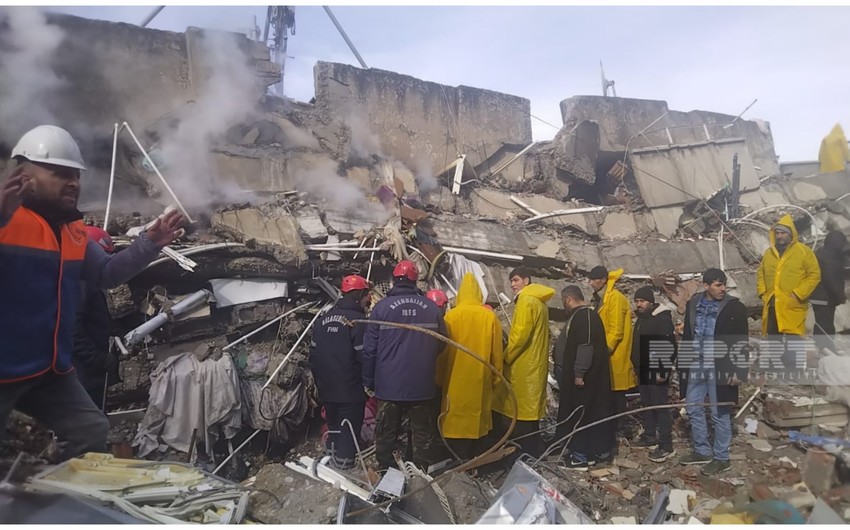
[{"xmin": 51, "ymin": 5, "xmax": 850, "ymax": 162}]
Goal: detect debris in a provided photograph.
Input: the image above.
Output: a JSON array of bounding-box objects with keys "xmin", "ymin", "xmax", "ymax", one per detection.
[
  {"xmin": 788, "ymin": 430, "xmax": 850, "ymax": 450},
  {"xmin": 613, "ymin": 457, "xmax": 639, "ymax": 470},
  {"xmin": 771, "ymin": 483, "xmax": 817, "ymax": 511},
  {"xmin": 744, "ymin": 418, "xmax": 759, "ymax": 434},
  {"xmin": 802, "ymin": 451, "xmax": 837, "ymax": 497},
  {"xmin": 208, "ymin": 278, "xmax": 289, "ymax": 308},
  {"xmin": 764, "ymin": 394, "xmax": 850, "ymax": 428},
  {"xmin": 476, "ymin": 460, "xmax": 593, "ymax": 524},
  {"xmin": 642, "ymin": 485, "xmax": 670, "ymax": 524},
  {"xmin": 26, "ymin": 453, "xmax": 249, "ymax": 524},
  {"xmin": 778, "ymin": 456, "xmax": 798, "ymax": 469},
  {"xmin": 610, "ymin": 515, "xmax": 636, "ymax": 524},
  {"xmin": 747, "ymin": 439, "xmax": 773, "ymax": 452},
  {"xmin": 667, "ymin": 489, "xmax": 696, "ymax": 515},
  {"xmin": 124, "ymin": 289, "xmax": 211, "ymax": 345},
  {"xmin": 809, "ymin": 498, "xmax": 845, "ymax": 524},
  {"xmin": 247, "ymin": 463, "xmax": 342, "ymax": 524},
  {"xmin": 371, "ymin": 467, "xmax": 406, "ymax": 501}
]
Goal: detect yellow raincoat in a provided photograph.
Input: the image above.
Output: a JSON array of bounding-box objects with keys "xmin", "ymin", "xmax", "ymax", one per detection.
[
  {"xmin": 818, "ymin": 124, "xmax": 850, "ymax": 173},
  {"xmin": 437, "ymin": 273, "xmax": 504, "ymax": 439},
  {"xmin": 597, "ymin": 268, "xmax": 637, "ymax": 391},
  {"xmin": 757, "ymin": 214, "xmax": 821, "ymax": 336},
  {"xmin": 492, "ymin": 283, "xmax": 555, "ymax": 422}
]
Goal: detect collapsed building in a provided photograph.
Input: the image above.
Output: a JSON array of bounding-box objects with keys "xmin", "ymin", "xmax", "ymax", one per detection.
[{"xmin": 3, "ymin": 9, "xmax": 850, "ymax": 525}]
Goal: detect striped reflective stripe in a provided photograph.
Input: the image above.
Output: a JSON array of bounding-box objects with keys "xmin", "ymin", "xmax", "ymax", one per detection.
[
  {"xmin": 379, "ymin": 323, "xmax": 439, "ymax": 330},
  {"xmin": 354, "ymin": 345, "xmax": 363, "ymax": 351}
]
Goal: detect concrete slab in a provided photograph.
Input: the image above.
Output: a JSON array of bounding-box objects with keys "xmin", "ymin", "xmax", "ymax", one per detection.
[
  {"xmin": 601, "ymin": 239, "xmax": 746, "ymax": 275},
  {"xmin": 599, "ymin": 212, "xmax": 639, "ymax": 240},
  {"xmin": 469, "ymin": 189, "xmax": 521, "ymax": 221},
  {"xmin": 293, "ymin": 206, "xmax": 328, "ymax": 242},
  {"xmin": 323, "ymin": 207, "xmax": 386, "ymax": 236},
  {"xmin": 790, "ymin": 181, "xmax": 828, "ymax": 202},
  {"xmin": 534, "ymin": 239, "xmax": 561, "ymax": 258},
  {"xmin": 431, "ymin": 216, "xmax": 533, "ymax": 256},
  {"xmin": 211, "ymin": 207, "xmax": 306, "ymax": 263},
  {"xmin": 649, "ymin": 206, "xmax": 684, "ymax": 238},
  {"xmin": 561, "ymin": 239, "xmax": 603, "ymax": 272}
]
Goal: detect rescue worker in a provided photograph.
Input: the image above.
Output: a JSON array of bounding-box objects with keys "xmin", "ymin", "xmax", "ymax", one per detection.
[
  {"xmin": 491, "ymin": 267, "xmax": 554, "ymax": 458},
  {"xmin": 309, "ymin": 274, "xmax": 371, "ymax": 470},
  {"xmin": 0, "ymin": 125, "xmax": 184, "ymax": 460},
  {"xmin": 679, "ymin": 268, "xmax": 749, "ymax": 476},
  {"xmin": 810, "ymin": 230, "xmax": 848, "ymax": 354},
  {"xmin": 589, "ymin": 265, "xmax": 637, "ymax": 439},
  {"xmin": 555, "ymin": 285, "xmax": 615, "ymax": 469},
  {"xmin": 426, "ymin": 289, "xmax": 449, "ymax": 314},
  {"xmin": 756, "ymin": 215, "xmax": 821, "ymax": 368},
  {"xmin": 438, "ymin": 273, "xmax": 504, "ymax": 460},
  {"xmin": 363, "ymin": 260, "xmax": 446, "ymax": 470},
  {"xmin": 72, "ymin": 225, "xmax": 121, "ymax": 410},
  {"xmin": 630, "ymin": 286, "xmax": 677, "ymax": 462}
]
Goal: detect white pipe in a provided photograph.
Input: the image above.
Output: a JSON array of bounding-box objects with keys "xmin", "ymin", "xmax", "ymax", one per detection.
[
  {"xmin": 122, "ymin": 122, "xmax": 194, "ymax": 223},
  {"xmin": 509, "ymin": 195, "xmax": 542, "ymax": 216},
  {"xmin": 223, "ymin": 301, "xmax": 317, "ymax": 351},
  {"xmin": 145, "ymin": 243, "xmax": 245, "ymax": 269},
  {"xmin": 103, "ymin": 123, "xmax": 119, "ymax": 233},
  {"xmin": 262, "ymin": 303, "xmax": 332, "ymax": 391},
  {"xmin": 366, "ymin": 236, "xmax": 378, "ymax": 282},
  {"xmin": 308, "ymin": 240, "xmax": 362, "ymax": 249},
  {"xmin": 524, "ymin": 206, "xmax": 604, "ymax": 224},
  {"xmin": 719, "ymin": 225, "xmax": 725, "ymax": 271},
  {"xmin": 124, "ymin": 290, "xmax": 210, "ymax": 345},
  {"xmin": 306, "ymin": 246, "xmax": 382, "ymax": 252},
  {"xmin": 441, "ymin": 246, "xmax": 524, "ymax": 262},
  {"xmin": 213, "ymin": 428, "xmax": 262, "ymax": 475}
]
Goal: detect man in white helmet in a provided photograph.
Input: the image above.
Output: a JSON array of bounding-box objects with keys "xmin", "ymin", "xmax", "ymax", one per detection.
[{"xmin": 0, "ymin": 125, "xmax": 185, "ymax": 460}]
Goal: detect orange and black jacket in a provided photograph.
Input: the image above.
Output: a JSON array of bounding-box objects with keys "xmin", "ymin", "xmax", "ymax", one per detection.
[{"xmin": 0, "ymin": 206, "xmax": 161, "ymax": 383}]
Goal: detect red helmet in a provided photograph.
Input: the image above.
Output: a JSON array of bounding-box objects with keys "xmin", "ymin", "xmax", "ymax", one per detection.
[
  {"xmin": 392, "ymin": 260, "xmax": 419, "ymax": 282},
  {"xmin": 341, "ymin": 274, "xmax": 370, "ymax": 293},
  {"xmin": 85, "ymin": 225, "xmax": 114, "ymax": 253},
  {"xmin": 426, "ymin": 289, "xmax": 448, "ymax": 309}
]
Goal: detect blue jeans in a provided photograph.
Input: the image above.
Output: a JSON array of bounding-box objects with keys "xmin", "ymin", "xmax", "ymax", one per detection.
[{"xmin": 685, "ymin": 370, "xmax": 731, "ymax": 461}]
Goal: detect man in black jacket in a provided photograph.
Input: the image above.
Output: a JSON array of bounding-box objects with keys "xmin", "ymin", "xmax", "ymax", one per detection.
[
  {"xmin": 811, "ymin": 230, "xmax": 848, "ymax": 354},
  {"xmin": 72, "ymin": 226, "xmax": 120, "ymax": 410},
  {"xmin": 630, "ymin": 286, "xmax": 677, "ymax": 463},
  {"xmin": 678, "ymin": 268, "xmax": 749, "ymax": 476},
  {"xmin": 310, "ymin": 274, "xmax": 371, "ymax": 469}
]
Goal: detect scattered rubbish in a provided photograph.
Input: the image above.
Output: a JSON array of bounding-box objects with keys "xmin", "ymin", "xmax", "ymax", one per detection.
[
  {"xmin": 613, "ymin": 457, "xmax": 639, "ymax": 470},
  {"xmin": 476, "ymin": 460, "xmax": 593, "ymax": 524},
  {"xmin": 808, "ymin": 498, "xmax": 844, "ymax": 524},
  {"xmin": 371, "ymin": 466, "xmax": 406, "ymax": 501},
  {"xmin": 667, "ymin": 489, "xmax": 696, "ymax": 515},
  {"xmin": 610, "ymin": 515, "xmax": 636, "ymax": 524},
  {"xmin": 788, "ymin": 430, "xmax": 850, "ymax": 451},
  {"xmin": 642, "ymin": 485, "xmax": 670, "ymax": 524},
  {"xmin": 778, "ymin": 457, "xmax": 798, "ymax": 469},
  {"xmin": 744, "ymin": 418, "xmax": 759, "ymax": 434},
  {"xmin": 26, "ymin": 453, "xmax": 249, "ymax": 524},
  {"xmin": 747, "ymin": 439, "xmax": 773, "ymax": 452}
]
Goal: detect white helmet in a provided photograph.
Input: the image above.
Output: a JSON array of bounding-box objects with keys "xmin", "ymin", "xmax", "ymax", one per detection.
[{"xmin": 11, "ymin": 125, "xmax": 87, "ymax": 171}]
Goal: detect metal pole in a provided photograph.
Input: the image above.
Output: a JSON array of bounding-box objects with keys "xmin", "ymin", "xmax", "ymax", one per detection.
[
  {"xmin": 263, "ymin": 6, "xmax": 272, "ymax": 43},
  {"xmin": 322, "ymin": 6, "xmax": 368, "ymax": 69},
  {"xmin": 103, "ymin": 123, "xmax": 119, "ymax": 233},
  {"xmin": 122, "ymin": 122, "xmax": 195, "ymax": 223},
  {"xmin": 139, "ymin": 6, "xmax": 165, "ymax": 28}
]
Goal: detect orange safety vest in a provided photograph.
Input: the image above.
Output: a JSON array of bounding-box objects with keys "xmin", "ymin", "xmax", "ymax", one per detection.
[{"xmin": 0, "ymin": 207, "xmax": 88, "ymax": 383}]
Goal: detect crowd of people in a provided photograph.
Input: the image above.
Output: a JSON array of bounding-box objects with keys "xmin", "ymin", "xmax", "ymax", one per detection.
[
  {"xmin": 310, "ymin": 220, "xmax": 846, "ymax": 478},
  {"xmin": 1, "ymin": 124, "xmax": 848, "ymax": 480}
]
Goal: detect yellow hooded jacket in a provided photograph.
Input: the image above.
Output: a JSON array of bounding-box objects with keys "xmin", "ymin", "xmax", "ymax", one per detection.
[
  {"xmin": 597, "ymin": 268, "xmax": 637, "ymax": 391},
  {"xmin": 818, "ymin": 124, "xmax": 850, "ymax": 173},
  {"xmin": 437, "ymin": 273, "xmax": 504, "ymax": 439},
  {"xmin": 492, "ymin": 283, "xmax": 555, "ymax": 422},
  {"xmin": 757, "ymin": 214, "xmax": 821, "ymax": 336}
]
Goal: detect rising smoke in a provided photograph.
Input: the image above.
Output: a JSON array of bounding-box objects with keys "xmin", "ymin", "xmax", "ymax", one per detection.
[
  {"xmin": 157, "ymin": 30, "xmax": 260, "ymax": 209},
  {"xmin": 0, "ymin": 7, "xmax": 65, "ymax": 146}
]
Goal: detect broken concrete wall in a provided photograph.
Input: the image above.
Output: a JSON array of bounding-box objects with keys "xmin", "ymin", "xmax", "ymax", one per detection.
[
  {"xmin": 558, "ymin": 95, "xmax": 780, "ymax": 178},
  {"xmin": 311, "ymin": 61, "xmax": 532, "ymax": 177}
]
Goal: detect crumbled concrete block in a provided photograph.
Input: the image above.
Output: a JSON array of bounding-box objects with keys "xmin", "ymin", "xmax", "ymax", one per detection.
[
  {"xmin": 611, "ymin": 516, "xmax": 637, "ymax": 524},
  {"xmin": 247, "ymin": 463, "xmax": 342, "ymax": 524},
  {"xmin": 668, "ymin": 489, "xmax": 696, "ymax": 515},
  {"xmin": 599, "ymin": 212, "xmax": 639, "ymax": 240},
  {"xmin": 802, "ymin": 451, "xmax": 836, "ymax": 496}
]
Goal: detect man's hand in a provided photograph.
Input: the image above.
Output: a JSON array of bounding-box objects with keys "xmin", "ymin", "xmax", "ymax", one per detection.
[
  {"xmin": 574, "ymin": 377, "xmax": 585, "ymax": 387},
  {"xmin": 0, "ymin": 166, "xmax": 31, "ymax": 221},
  {"xmin": 145, "ymin": 210, "xmax": 185, "ymax": 247},
  {"xmin": 364, "ymin": 387, "xmax": 375, "ymax": 398}
]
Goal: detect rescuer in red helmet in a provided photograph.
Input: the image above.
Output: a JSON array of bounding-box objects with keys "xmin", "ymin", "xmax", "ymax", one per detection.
[
  {"xmin": 362, "ymin": 260, "xmax": 447, "ymax": 470},
  {"xmin": 71, "ymin": 225, "xmax": 121, "ymax": 410},
  {"xmin": 426, "ymin": 289, "xmax": 449, "ymax": 314},
  {"xmin": 309, "ymin": 274, "xmax": 372, "ymax": 469}
]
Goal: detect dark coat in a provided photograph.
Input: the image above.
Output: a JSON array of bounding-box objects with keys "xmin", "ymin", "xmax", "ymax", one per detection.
[
  {"xmin": 631, "ymin": 304, "xmax": 677, "ymax": 385},
  {"xmin": 679, "ymin": 293, "xmax": 749, "ymax": 405},
  {"xmin": 811, "ymin": 230, "xmax": 848, "ymax": 307},
  {"xmin": 309, "ymin": 296, "xmax": 368, "ymax": 404},
  {"xmin": 362, "ymin": 283, "xmax": 447, "ymax": 402},
  {"xmin": 72, "ymin": 284, "xmax": 120, "ymax": 392},
  {"xmin": 555, "ymin": 306, "xmax": 616, "ymax": 456}
]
